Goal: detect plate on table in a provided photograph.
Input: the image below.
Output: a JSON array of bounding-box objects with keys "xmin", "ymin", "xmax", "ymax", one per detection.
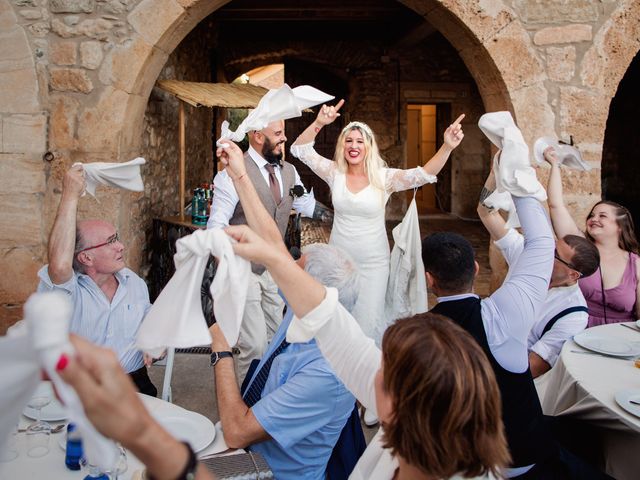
[
  {"xmin": 151, "ymin": 409, "xmax": 215, "ymax": 453},
  {"xmin": 614, "ymin": 389, "xmax": 640, "ymax": 418},
  {"xmin": 23, "ymin": 381, "xmax": 68, "ymax": 422},
  {"xmin": 573, "ymin": 330, "xmax": 640, "ymax": 357}
]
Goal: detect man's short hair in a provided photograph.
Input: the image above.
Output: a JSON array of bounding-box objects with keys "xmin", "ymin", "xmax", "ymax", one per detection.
[
  {"xmin": 563, "ymin": 234, "xmax": 600, "ymax": 278},
  {"xmin": 421, "ymin": 232, "xmax": 476, "ymax": 293},
  {"xmin": 72, "ymin": 227, "xmax": 87, "ymax": 273},
  {"xmin": 302, "ymin": 243, "xmax": 360, "ymax": 313}
]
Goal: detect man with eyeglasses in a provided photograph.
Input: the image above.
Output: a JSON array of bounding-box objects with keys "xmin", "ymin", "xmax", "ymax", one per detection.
[
  {"xmin": 477, "ymin": 170, "xmax": 600, "ymax": 378},
  {"xmin": 37, "ymin": 165, "xmax": 157, "ymax": 396}
]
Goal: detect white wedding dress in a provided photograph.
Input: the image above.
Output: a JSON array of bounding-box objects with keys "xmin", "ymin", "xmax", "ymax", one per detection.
[{"xmin": 291, "ymin": 143, "xmax": 436, "ymax": 344}]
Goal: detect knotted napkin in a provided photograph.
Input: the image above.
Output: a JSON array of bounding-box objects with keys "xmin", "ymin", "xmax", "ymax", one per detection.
[
  {"xmin": 0, "ymin": 292, "xmax": 120, "ymax": 472},
  {"xmin": 136, "ymin": 229, "xmax": 250, "ymax": 357},
  {"xmin": 533, "ymin": 137, "xmax": 591, "ymax": 171},
  {"xmin": 478, "ymin": 112, "xmax": 547, "ymax": 228},
  {"xmin": 217, "ymin": 84, "xmax": 334, "ymax": 145},
  {"xmin": 73, "ymin": 157, "xmax": 146, "ymax": 197}
]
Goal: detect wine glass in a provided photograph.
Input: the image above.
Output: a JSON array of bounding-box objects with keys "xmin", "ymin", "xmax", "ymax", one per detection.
[{"xmin": 25, "ymin": 395, "xmax": 52, "ymax": 457}]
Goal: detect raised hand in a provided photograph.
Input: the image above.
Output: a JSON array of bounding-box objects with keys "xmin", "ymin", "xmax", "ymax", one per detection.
[
  {"xmin": 443, "ymin": 114, "xmax": 465, "ymax": 150},
  {"xmin": 543, "ymin": 146, "xmax": 560, "ymax": 166},
  {"xmin": 225, "ymin": 224, "xmax": 285, "ymax": 265},
  {"xmin": 217, "ymin": 141, "xmax": 247, "ymax": 180},
  {"xmin": 63, "ymin": 164, "xmax": 86, "ymax": 198},
  {"xmin": 315, "ymin": 99, "xmax": 345, "ymax": 127}
]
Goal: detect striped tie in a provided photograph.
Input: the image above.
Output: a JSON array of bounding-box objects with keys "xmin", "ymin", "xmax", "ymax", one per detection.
[{"xmin": 242, "ymin": 338, "xmax": 290, "ymax": 408}]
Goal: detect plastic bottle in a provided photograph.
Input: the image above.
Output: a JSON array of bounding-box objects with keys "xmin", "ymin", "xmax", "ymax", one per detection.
[{"xmin": 65, "ymin": 423, "xmax": 83, "ymax": 470}]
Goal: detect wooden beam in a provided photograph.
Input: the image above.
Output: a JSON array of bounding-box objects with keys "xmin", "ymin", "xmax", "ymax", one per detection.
[{"xmin": 179, "ymin": 100, "xmax": 186, "ymax": 221}]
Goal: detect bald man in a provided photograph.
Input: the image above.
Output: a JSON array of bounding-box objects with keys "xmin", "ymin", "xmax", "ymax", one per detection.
[{"xmin": 37, "ymin": 165, "xmax": 156, "ymax": 396}]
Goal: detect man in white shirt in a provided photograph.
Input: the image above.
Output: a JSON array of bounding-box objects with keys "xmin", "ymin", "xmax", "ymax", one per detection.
[
  {"xmin": 207, "ymin": 119, "xmax": 329, "ymax": 382},
  {"xmin": 477, "ymin": 172, "xmax": 600, "ymax": 377}
]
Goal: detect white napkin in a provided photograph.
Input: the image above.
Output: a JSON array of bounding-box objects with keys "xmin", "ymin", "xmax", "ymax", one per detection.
[
  {"xmin": 478, "ymin": 112, "xmax": 547, "ymax": 228},
  {"xmin": 74, "ymin": 157, "xmax": 146, "ymax": 197},
  {"xmin": 533, "ymin": 137, "xmax": 591, "ymax": 171},
  {"xmin": 217, "ymin": 84, "xmax": 334, "ymax": 145},
  {"xmin": 0, "ymin": 292, "xmax": 120, "ymax": 472},
  {"xmin": 136, "ymin": 229, "xmax": 251, "ymax": 356}
]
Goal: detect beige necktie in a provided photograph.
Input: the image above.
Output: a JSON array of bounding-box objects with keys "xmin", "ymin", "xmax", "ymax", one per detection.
[{"xmin": 264, "ymin": 164, "xmax": 282, "ymax": 204}]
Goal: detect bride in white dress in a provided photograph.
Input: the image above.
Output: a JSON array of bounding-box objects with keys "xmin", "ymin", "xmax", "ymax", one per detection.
[{"xmin": 291, "ymin": 100, "xmax": 465, "ymax": 345}]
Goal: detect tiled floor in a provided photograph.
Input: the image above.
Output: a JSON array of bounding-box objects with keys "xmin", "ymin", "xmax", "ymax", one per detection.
[{"xmin": 149, "ymin": 213, "xmax": 491, "ymax": 442}]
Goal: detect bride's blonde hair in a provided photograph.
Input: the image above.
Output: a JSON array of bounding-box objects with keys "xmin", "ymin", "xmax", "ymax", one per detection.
[{"xmin": 333, "ymin": 121, "xmax": 387, "ymax": 191}]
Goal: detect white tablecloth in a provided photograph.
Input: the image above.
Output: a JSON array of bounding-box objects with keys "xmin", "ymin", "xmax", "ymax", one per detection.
[
  {"xmin": 0, "ymin": 393, "xmax": 232, "ymax": 479},
  {"xmin": 536, "ymin": 322, "xmax": 640, "ymax": 480}
]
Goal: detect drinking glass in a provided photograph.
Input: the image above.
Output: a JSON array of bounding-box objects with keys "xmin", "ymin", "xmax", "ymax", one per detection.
[
  {"xmin": 0, "ymin": 424, "xmax": 19, "ymax": 462},
  {"xmin": 26, "ymin": 395, "xmax": 52, "ymax": 457}
]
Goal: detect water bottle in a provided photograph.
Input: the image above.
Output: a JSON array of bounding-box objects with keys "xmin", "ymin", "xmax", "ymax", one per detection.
[{"xmin": 65, "ymin": 423, "xmax": 83, "ymax": 471}]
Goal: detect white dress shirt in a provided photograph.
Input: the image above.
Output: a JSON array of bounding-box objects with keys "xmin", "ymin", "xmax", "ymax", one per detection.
[
  {"xmin": 494, "ymin": 228, "xmax": 588, "ymax": 367},
  {"xmin": 207, "ymin": 146, "xmax": 316, "ymax": 229}
]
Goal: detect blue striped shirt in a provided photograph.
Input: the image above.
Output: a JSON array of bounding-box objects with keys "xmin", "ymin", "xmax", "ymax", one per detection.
[{"xmin": 37, "ymin": 266, "xmax": 150, "ymax": 373}]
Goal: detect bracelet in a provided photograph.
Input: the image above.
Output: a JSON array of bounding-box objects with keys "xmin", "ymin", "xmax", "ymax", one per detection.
[{"xmin": 148, "ymin": 441, "xmax": 197, "ymax": 480}]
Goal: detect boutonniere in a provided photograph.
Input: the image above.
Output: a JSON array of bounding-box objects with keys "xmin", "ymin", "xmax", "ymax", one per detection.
[{"xmin": 289, "ymin": 185, "xmax": 306, "ymax": 198}]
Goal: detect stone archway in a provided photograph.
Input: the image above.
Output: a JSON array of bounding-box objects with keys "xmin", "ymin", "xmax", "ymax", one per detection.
[{"xmin": 0, "ymin": 0, "xmax": 47, "ymax": 327}]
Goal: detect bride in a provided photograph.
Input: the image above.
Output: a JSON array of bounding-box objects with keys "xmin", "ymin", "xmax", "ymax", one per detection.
[{"xmin": 291, "ymin": 100, "xmax": 464, "ymax": 345}]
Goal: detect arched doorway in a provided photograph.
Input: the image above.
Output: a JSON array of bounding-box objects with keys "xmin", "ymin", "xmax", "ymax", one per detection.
[{"xmin": 601, "ymin": 50, "xmax": 640, "ymax": 232}]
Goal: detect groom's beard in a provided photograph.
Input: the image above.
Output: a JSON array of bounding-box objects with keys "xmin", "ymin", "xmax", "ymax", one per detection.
[{"xmin": 263, "ymin": 137, "xmax": 284, "ymax": 165}]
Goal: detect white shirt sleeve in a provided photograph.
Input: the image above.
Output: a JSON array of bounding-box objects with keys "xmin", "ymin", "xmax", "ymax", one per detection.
[
  {"xmin": 291, "ymin": 166, "xmax": 316, "ymax": 218},
  {"xmin": 481, "ymin": 196, "xmax": 554, "ymax": 373},
  {"xmin": 207, "ymin": 170, "xmax": 239, "ymax": 230},
  {"xmin": 530, "ymin": 311, "xmax": 587, "ymax": 367},
  {"xmin": 286, "ymin": 287, "xmax": 380, "ymax": 413},
  {"xmin": 493, "ymin": 228, "xmax": 524, "ymax": 267}
]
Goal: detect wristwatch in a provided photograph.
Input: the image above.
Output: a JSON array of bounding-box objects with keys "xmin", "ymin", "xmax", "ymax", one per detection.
[{"xmin": 210, "ymin": 351, "xmax": 233, "ymax": 366}]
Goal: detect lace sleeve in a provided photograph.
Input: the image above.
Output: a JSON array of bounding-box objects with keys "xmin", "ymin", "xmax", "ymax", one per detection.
[
  {"xmin": 384, "ymin": 167, "xmax": 436, "ymax": 193},
  {"xmin": 290, "ymin": 142, "xmax": 336, "ymax": 188}
]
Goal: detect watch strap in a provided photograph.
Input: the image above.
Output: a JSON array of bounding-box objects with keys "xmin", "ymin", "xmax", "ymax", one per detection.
[{"xmin": 210, "ymin": 351, "xmax": 233, "ymax": 366}]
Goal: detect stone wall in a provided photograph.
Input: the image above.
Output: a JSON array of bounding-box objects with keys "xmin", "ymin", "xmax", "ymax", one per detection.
[{"xmin": 1, "ymin": 0, "xmax": 640, "ymax": 327}]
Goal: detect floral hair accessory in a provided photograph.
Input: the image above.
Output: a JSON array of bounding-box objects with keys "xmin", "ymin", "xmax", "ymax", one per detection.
[{"xmin": 342, "ymin": 121, "xmax": 374, "ymax": 140}]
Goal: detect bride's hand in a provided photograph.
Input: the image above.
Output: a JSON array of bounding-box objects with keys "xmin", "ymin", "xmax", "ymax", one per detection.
[{"xmin": 315, "ymin": 99, "xmax": 345, "ymax": 127}]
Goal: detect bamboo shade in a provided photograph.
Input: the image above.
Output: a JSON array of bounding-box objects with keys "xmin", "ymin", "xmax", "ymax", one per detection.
[{"xmin": 156, "ymin": 80, "xmax": 268, "ymax": 108}]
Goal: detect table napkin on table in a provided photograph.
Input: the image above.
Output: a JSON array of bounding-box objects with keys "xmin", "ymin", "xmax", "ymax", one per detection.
[
  {"xmin": 136, "ymin": 228, "xmax": 250, "ymax": 357},
  {"xmin": 73, "ymin": 157, "xmax": 146, "ymax": 197},
  {"xmin": 0, "ymin": 292, "xmax": 120, "ymax": 472},
  {"xmin": 478, "ymin": 111, "xmax": 547, "ymax": 228},
  {"xmin": 217, "ymin": 84, "xmax": 334, "ymax": 145}
]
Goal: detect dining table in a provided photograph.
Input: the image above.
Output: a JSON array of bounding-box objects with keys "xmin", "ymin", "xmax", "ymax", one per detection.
[
  {"xmin": 535, "ymin": 321, "xmax": 640, "ymax": 480},
  {"xmin": 0, "ymin": 388, "xmax": 234, "ymax": 479}
]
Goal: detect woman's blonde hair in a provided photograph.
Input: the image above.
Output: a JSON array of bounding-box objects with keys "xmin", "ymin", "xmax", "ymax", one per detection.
[
  {"xmin": 381, "ymin": 313, "xmax": 510, "ymax": 478},
  {"xmin": 333, "ymin": 121, "xmax": 387, "ymax": 191}
]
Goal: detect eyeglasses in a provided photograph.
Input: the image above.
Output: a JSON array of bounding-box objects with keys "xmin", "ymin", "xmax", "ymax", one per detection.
[
  {"xmin": 76, "ymin": 233, "xmax": 119, "ymax": 254},
  {"xmin": 554, "ymin": 249, "xmax": 583, "ymax": 278}
]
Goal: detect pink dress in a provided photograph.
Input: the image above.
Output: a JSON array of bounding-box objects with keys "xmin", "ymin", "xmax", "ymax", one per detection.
[{"xmin": 579, "ymin": 252, "xmax": 639, "ymax": 327}]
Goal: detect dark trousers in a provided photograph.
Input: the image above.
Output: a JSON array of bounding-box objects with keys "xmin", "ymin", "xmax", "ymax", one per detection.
[{"xmin": 128, "ymin": 366, "xmax": 157, "ymax": 397}]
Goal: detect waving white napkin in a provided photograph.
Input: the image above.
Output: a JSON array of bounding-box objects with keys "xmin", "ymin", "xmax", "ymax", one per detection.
[
  {"xmin": 136, "ymin": 229, "xmax": 251, "ymax": 357},
  {"xmin": 478, "ymin": 112, "xmax": 547, "ymax": 228},
  {"xmin": 217, "ymin": 84, "xmax": 334, "ymax": 145},
  {"xmin": 73, "ymin": 157, "xmax": 146, "ymax": 197},
  {"xmin": 0, "ymin": 292, "xmax": 120, "ymax": 472},
  {"xmin": 533, "ymin": 137, "xmax": 590, "ymax": 171}
]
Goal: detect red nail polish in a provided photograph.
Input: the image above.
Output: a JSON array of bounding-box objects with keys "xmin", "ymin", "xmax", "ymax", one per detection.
[{"xmin": 56, "ymin": 354, "xmax": 69, "ymax": 371}]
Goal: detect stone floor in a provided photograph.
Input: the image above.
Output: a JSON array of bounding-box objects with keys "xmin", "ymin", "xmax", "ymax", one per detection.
[{"xmin": 149, "ymin": 213, "xmax": 490, "ymax": 443}]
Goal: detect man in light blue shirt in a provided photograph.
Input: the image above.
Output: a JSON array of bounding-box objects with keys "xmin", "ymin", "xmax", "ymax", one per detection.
[{"xmin": 37, "ymin": 165, "xmax": 156, "ymax": 396}]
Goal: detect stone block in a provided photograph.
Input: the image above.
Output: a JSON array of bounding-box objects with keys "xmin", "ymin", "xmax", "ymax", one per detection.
[
  {"xmin": 560, "ymin": 166, "xmax": 601, "ymax": 196},
  {"xmin": 80, "ymin": 40, "xmax": 103, "ymax": 69},
  {"xmin": 0, "ymin": 246, "xmax": 42, "ymax": 304},
  {"xmin": 0, "ymin": 153, "xmax": 45, "ymax": 193},
  {"xmin": 0, "ymin": 67, "xmax": 41, "ymax": 114},
  {"xmin": 546, "ymin": 46, "xmax": 576, "ymax": 82},
  {"xmin": 128, "ymin": 0, "xmax": 184, "ymax": 47},
  {"xmin": 27, "ymin": 21, "xmax": 50, "ymax": 38},
  {"xmin": 49, "ymin": 94, "xmax": 79, "ymax": 150},
  {"xmin": 102, "ymin": 0, "xmax": 126, "ymax": 14},
  {"xmin": 19, "ymin": 9, "xmax": 42, "ymax": 20},
  {"xmin": 2, "ymin": 114, "xmax": 46, "ymax": 153},
  {"xmin": 0, "ymin": 304, "xmax": 24, "ymax": 335},
  {"xmin": 51, "ymin": 18, "xmax": 76, "ymax": 38},
  {"xmin": 76, "ymin": 86, "xmax": 128, "ymax": 151},
  {"xmin": 50, "ymin": 0, "xmax": 95, "ymax": 14},
  {"xmin": 559, "ymin": 86, "xmax": 609, "ymax": 146},
  {"xmin": 49, "ymin": 67, "xmax": 93, "ymax": 93},
  {"xmin": 0, "ymin": 0, "xmax": 17, "ymax": 30},
  {"xmin": 77, "ymin": 18, "xmax": 113, "ymax": 41},
  {"xmin": 533, "ymin": 24, "xmax": 593, "ymax": 46},
  {"xmin": 483, "ymin": 20, "xmax": 545, "ymax": 90},
  {"xmin": 0, "ymin": 193, "xmax": 42, "ymax": 248},
  {"xmin": 516, "ymin": 0, "xmax": 598, "ymax": 23},
  {"xmin": 0, "ymin": 26, "xmax": 34, "ymax": 72},
  {"xmin": 50, "ymin": 41, "xmax": 77, "ymax": 65},
  {"xmin": 511, "ymin": 82, "xmax": 555, "ymax": 145}
]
